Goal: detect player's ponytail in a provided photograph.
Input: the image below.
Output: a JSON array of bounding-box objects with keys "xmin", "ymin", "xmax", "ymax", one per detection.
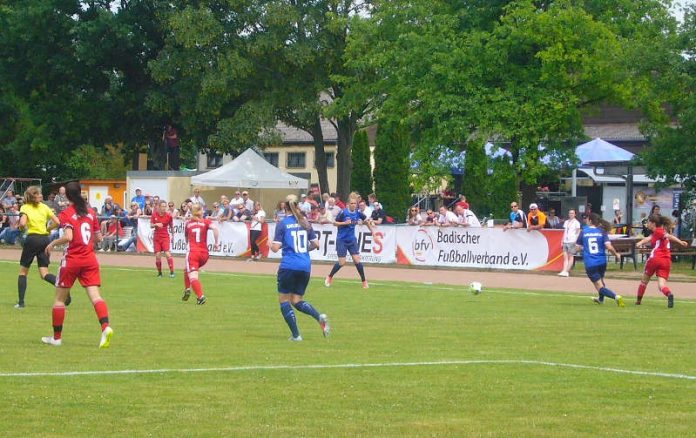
[
  {"xmin": 649, "ymin": 213, "xmax": 674, "ymax": 231},
  {"xmin": 23, "ymin": 185, "xmax": 42, "ymax": 206},
  {"xmin": 65, "ymin": 181, "xmax": 88, "ymax": 216},
  {"xmin": 191, "ymin": 203, "xmax": 204, "ymax": 219},
  {"xmin": 285, "ymin": 194, "xmax": 311, "ymax": 232}
]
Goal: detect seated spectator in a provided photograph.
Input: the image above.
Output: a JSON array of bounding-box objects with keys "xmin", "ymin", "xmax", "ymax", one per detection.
[
  {"xmin": 274, "ymin": 201, "xmax": 287, "ymax": 222},
  {"xmin": 101, "ymin": 196, "xmax": 117, "ymax": 218},
  {"xmin": 547, "ymin": 208, "xmax": 561, "ymax": 229},
  {"xmin": 437, "ymin": 206, "xmax": 458, "ymax": 226},
  {"xmin": 210, "ymin": 202, "xmax": 223, "ymax": 219},
  {"xmin": 407, "ymin": 206, "xmax": 423, "ymax": 225},
  {"xmin": 219, "ymin": 199, "xmax": 233, "ymax": 222},
  {"xmin": 371, "ymin": 202, "xmax": 388, "ymax": 224},
  {"xmin": 233, "ymin": 203, "xmax": 251, "ymax": 222},
  {"xmin": 503, "ymin": 202, "xmax": 527, "ymax": 231},
  {"xmin": 2, "ymin": 190, "xmax": 17, "ymax": 209},
  {"xmin": 100, "ymin": 216, "xmax": 123, "ymax": 252},
  {"xmin": 527, "ymin": 203, "xmax": 547, "ymax": 231},
  {"xmin": 0, "ymin": 204, "xmax": 21, "ymax": 244}
]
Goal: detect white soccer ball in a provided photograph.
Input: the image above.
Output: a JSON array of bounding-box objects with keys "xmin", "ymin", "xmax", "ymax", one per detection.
[{"xmin": 469, "ymin": 281, "xmax": 483, "ymax": 295}]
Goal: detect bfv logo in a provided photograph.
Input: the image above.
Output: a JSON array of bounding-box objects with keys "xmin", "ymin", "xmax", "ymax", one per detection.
[{"xmin": 412, "ymin": 229, "xmax": 434, "ymax": 262}]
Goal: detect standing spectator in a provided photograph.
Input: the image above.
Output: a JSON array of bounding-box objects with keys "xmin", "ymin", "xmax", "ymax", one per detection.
[
  {"xmin": 307, "ymin": 204, "xmax": 321, "ymax": 223},
  {"xmin": 547, "ymin": 208, "xmax": 561, "ymax": 229},
  {"xmin": 42, "ymin": 182, "xmax": 113, "ymax": 348},
  {"xmin": 191, "ymin": 188, "xmax": 206, "ymax": 209},
  {"xmin": 559, "ymin": 209, "xmax": 581, "ymax": 277},
  {"xmin": 503, "ymin": 202, "xmax": 527, "ymax": 230},
  {"xmin": 15, "ymin": 186, "xmax": 61, "ymax": 309},
  {"xmin": 371, "ymin": 202, "xmax": 388, "ymax": 225},
  {"xmin": 576, "ymin": 213, "xmax": 624, "ymax": 307},
  {"xmin": 613, "ymin": 209, "xmax": 623, "ymax": 225},
  {"xmin": 423, "ymin": 209, "xmax": 437, "ymax": 225},
  {"xmin": 249, "ymin": 201, "xmax": 266, "ymax": 260},
  {"xmin": 642, "ymin": 205, "xmax": 661, "ymax": 237},
  {"xmin": 54, "ymin": 186, "xmax": 69, "ymax": 214},
  {"xmin": 163, "ymin": 124, "xmax": 181, "ymax": 171},
  {"xmin": 274, "ymin": 201, "xmax": 287, "ymax": 223},
  {"xmin": 231, "ymin": 190, "xmax": 244, "ymax": 208},
  {"xmin": 358, "ymin": 200, "xmax": 373, "ymax": 220},
  {"xmin": 152, "ymin": 201, "xmax": 175, "ymax": 278},
  {"xmin": 455, "ymin": 195, "xmax": 469, "ymax": 210},
  {"xmin": 219, "ymin": 199, "xmax": 233, "ymax": 222},
  {"xmin": 241, "ymin": 191, "xmax": 254, "ymax": 211},
  {"xmin": 143, "ymin": 198, "xmax": 155, "ymax": 216},
  {"xmin": 407, "ymin": 207, "xmax": 423, "ymax": 225},
  {"xmin": 299, "ymin": 194, "xmax": 312, "ymax": 215},
  {"xmin": 325, "ymin": 195, "xmax": 375, "ymax": 289},
  {"xmin": 436, "ymin": 206, "xmax": 458, "ymax": 227},
  {"xmin": 333, "ymin": 193, "xmax": 346, "ymax": 209},
  {"xmin": 167, "ymin": 201, "xmax": 179, "ymax": 218},
  {"xmin": 635, "ymin": 214, "xmax": 688, "ymax": 308},
  {"xmin": 270, "ymin": 195, "xmax": 330, "ymax": 341},
  {"xmin": 317, "ymin": 205, "xmax": 334, "ymax": 224},
  {"xmin": 455, "ymin": 205, "xmax": 481, "ymax": 227},
  {"xmin": 526, "ymin": 203, "xmax": 546, "ymax": 231},
  {"xmin": 326, "ymin": 197, "xmax": 342, "ymax": 219},
  {"xmin": 368, "ymin": 193, "xmax": 378, "ymax": 208},
  {"xmin": 181, "ymin": 204, "xmax": 220, "ymax": 305},
  {"xmin": 131, "ymin": 188, "xmax": 145, "ymax": 210},
  {"xmin": 2, "ymin": 190, "xmax": 17, "ymax": 209},
  {"xmin": 45, "ymin": 193, "xmax": 57, "ymax": 211},
  {"xmin": 178, "ymin": 201, "xmax": 191, "ymax": 218}
]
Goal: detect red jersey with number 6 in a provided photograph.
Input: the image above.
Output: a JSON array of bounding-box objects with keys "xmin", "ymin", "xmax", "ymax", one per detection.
[
  {"xmin": 61, "ymin": 208, "xmax": 100, "ymax": 266},
  {"xmin": 648, "ymin": 227, "xmax": 671, "ymax": 261},
  {"xmin": 186, "ymin": 218, "xmax": 212, "ymax": 254}
]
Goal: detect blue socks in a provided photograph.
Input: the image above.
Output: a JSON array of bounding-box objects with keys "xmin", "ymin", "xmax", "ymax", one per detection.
[
  {"xmin": 599, "ymin": 287, "xmax": 616, "ymax": 300},
  {"xmin": 293, "ymin": 300, "xmax": 320, "ymax": 321},
  {"xmin": 280, "ymin": 302, "xmax": 299, "ymax": 338},
  {"xmin": 355, "ymin": 263, "xmax": 366, "ymax": 281}
]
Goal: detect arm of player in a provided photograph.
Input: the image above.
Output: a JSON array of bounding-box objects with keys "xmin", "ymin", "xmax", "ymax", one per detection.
[
  {"xmin": 635, "ymin": 236, "xmax": 651, "ymax": 248},
  {"xmin": 46, "ymin": 227, "xmax": 73, "ymax": 255},
  {"xmin": 210, "ymin": 222, "xmax": 221, "ymax": 251},
  {"xmin": 665, "ymin": 233, "xmax": 689, "ymax": 248},
  {"xmin": 309, "ymin": 238, "xmax": 320, "ymax": 251},
  {"xmin": 604, "ymin": 242, "xmax": 620, "ymax": 258},
  {"xmin": 18, "ymin": 212, "xmax": 27, "ymax": 231}
]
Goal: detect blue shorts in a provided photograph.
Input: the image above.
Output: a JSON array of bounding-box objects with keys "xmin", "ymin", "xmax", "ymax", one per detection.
[
  {"xmin": 277, "ymin": 269, "xmax": 311, "ymax": 295},
  {"xmin": 585, "ymin": 264, "xmax": 607, "ymax": 283},
  {"xmin": 336, "ymin": 239, "xmax": 359, "ymax": 257}
]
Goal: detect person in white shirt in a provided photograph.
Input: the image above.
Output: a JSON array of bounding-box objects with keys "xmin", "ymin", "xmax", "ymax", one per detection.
[
  {"xmin": 559, "ymin": 209, "xmax": 582, "ymax": 277},
  {"xmin": 455, "ymin": 206, "xmax": 482, "ymax": 227},
  {"xmin": 358, "ymin": 200, "xmax": 373, "ymax": 220},
  {"xmin": 191, "ymin": 188, "xmax": 206, "ymax": 209},
  {"xmin": 437, "ymin": 206, "xmax": 458, "ymax": 226},
  {"xmin": 325, "ymin": 197, "xmax": 342, "ymax": 219},
  {"xmin": 241, "ymin": 191, "xmax": 254, "ymax": 211},
  {"xmin": 299, "ymin": 194, "xmax": 312, "ymax": 215},
  {"xmin": 249, "ymin": 202, "xmax": 266, "ymax": 260}
]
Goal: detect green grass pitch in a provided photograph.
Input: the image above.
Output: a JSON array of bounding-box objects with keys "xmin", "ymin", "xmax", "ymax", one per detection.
[{"xmin": 1, "ymin": 261, "xmax": 695, "ymax": 437}]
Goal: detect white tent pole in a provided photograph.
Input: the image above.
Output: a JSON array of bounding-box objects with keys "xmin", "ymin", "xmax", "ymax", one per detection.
[{"xmin": 571, "ymin": 168, "xmax": 577, "ymax": 197}]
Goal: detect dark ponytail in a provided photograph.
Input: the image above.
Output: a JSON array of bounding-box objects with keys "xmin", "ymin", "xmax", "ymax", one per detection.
[
  {"xmin": 65, "ymin": 182, "xmax": 88, "ymax": 216},
  {"xmin": 587, "ymin": 212, "xmax": 612, "ymax": 233}
]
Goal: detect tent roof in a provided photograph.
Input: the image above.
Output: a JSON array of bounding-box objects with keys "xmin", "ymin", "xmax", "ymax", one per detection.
[
  {"xmin": 191, "ymin": 148, "xmax": 308, "ymax": 189},
  {"xmin": 578, "ymin": 168, "xmax": 660, "ymax": 184},
  {"xmin": 576, "ymin": 138, "xmax": 634, "ymax": 165}
]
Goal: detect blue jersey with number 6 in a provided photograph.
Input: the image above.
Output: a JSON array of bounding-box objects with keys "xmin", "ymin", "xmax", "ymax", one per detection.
[
  {"xmin": 577, "ymin": 226, "xmax": 609, "ymax": 268},
  {"xmin": 273, "ymin": 216, "xmax": 317, "ymax": 272}
]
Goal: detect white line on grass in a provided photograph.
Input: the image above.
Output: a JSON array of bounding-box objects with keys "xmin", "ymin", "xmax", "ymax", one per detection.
[{"xmin": 1, "ymin": 359, "xmax": 695, "ymax": 381}]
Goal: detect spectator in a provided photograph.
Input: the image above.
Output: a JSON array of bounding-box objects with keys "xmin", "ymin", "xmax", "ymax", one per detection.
[
  {"xmin": 241, "ymin": 191, "xmax": 254, "ymax": 211},
  {"xmin": 368, "ymin": 193, "xmax": 378, "ymax": 208},
  {"xmin": 333, "ymin": 193, "xmax": 346, "ymax": 209},
  {"xmin": 274, "ymin": 201, "xmax": 287, "ymax": 223},
  {"xmin": 326, "ymin": 197, "xmax": 342, "ymax": 219},
  {"xmin": 455, "ymin": 195, "xmax": 469, "ymax": 210},
  {"xmin": 317, "ymin": 205, "xmax": 334, "ymax": 224},
  {"xmin": 0, "ymin": 204, "xmax": 21, "ymax": 244},
  {"xmin": 126, "ymin": 202, "xmax": 142, "ymax": 227},
  {"xmin": 210, "ymin": 202, "xmax": 223, "ymax": 220},
  {"xmin": 233, "ymin": 203, "xmax": 251, "ymax": 222},
  {"xmin": 527, "ymin": 203, "xmax": 547, "ymax": 231},
  {"xmin": 437, "ymin": 206, "xmax": 458, "ymax": 226},
  {"xmin": 358, "ymin": 200, "xmax": 373, "ymax": 219},
  {"xmin": 642, "ymin": 205, "xmax": 661, "ymax": 237},
  {"xmin": 249, "ymin": 202, "xmax": 266, "ymax": 260},
  {"xmin": 178, "ymin": 201, "xmax": 191, "ymax": 218},
  {"xmin": 407, "ymin": 206, "xmax": 423, "ymax": 225},
  {"xmin": 163, "ymin": 124, "xmax": 180, "ymax": 170},
  {"xmin": 321, "ymin": 193, "xmax": 330, "ymax": 207},
  {"xmin": 101, "ymin": 196, "xmax": 117, "ymax": 218},
  {"xmin": 45, "ymin": 193, "xmax": 58, "ymax": 212},
  {"xmin": 547, "ymin": 208, "xmax": 561, "ymax": 229},
  {"xmin": 299, "ymin": 194, "xmax": 312, "ymax": 215},
  {"xmin": 131, "ymin": 188, "xmax": 145, "ymax": 210},
  {"xmin": 503, "ymin": 202, "xmax": 527, "ymax": 231},
  {"xmin": 231, "ymin": 190, "xmax": 243, "ymax": 207},
  {"xmin": 100, "ymin": 216, "xmax": 122, "ymax": 252},
  {"xmin": 613, "ymin": 209, "xmax": 623, "ymax": 225},
  {"xmin": 53, "ymin": 186, "xmax": 69, "ymax": 214},
  {"xmin": 455, "ymin": 205, "xmax": 481, "ymax": 227},
  {"xmin": 219, "ymin": 199, "xmax": 233, "ymax": 222},
  {"xmin": 191, "ymin": 188, "xmax": 206, "ymax": 209},
  {"xmin": 143, "ymin": 198, "xmax": 155, "ymax": 216},
  {"xmin": 306, "ymin": 204, "xmax": 320, "ymax": 223},
  {"xmin": 2, "ymin": 190, "xmax": 17, "ymax": 209},
  {"xmin": 559, "ymin": 209, "xmax": 581, "ymax": 277},
  {"xmin": 166, "ymin": 201, "xmax": 179, "ymax": 218},
  {"xmin": 423, "ymin": 209, "xmax": 437, "ymax": 226},
  {"xmin": 371, "ymin": 202, "xmax": 388, "ymax": 225}
]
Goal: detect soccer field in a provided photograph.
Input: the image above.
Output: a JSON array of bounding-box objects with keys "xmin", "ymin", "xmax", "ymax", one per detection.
[{"xmin": 1, "ymin": 261, "xmax": 695, "ymax": 437}]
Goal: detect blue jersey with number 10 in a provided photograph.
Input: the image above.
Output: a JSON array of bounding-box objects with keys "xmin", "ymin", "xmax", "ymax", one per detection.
[
  {"xmin": 577, "ymin": 226, "xmax": 609, "ymax": 268},
  {"xmin": 273, "ymin": 216, "xmax": 317, "ymax": 272}
]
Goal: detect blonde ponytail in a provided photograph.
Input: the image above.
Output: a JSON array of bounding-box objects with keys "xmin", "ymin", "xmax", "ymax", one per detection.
[{"xmin": 286, "ymin": 194, "xmax": 311, "ymax": 231}]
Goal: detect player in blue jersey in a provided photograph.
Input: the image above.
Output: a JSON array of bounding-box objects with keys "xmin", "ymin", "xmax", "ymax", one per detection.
[
  {"xmin": 270, "ymin": 195, "xmax": 330, "ymax": 341},
  {"xmin": 324, "ymin": 195, "xmax": 375, "ymax": 289},
  {"xmin": 575, "ymin": 213, "xmax": 624, "ymax": 306}
]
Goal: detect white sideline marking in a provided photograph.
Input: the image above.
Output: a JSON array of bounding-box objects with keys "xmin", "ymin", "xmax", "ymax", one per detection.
[{"xmin": 1, "ymin": 360, "xmax": 695, "ymax": 380}]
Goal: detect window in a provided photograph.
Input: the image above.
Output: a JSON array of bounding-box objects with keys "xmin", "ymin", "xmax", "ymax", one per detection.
[
  {"xmin": 264, "ymin": 152, "xmax": 279, "ymax": 167},
  {"xmin": 325, "ymin": 152, "xmax": 335, "ymax": 168},
  {"xmin": 287, "ymin": 152, "xmax": 306, "ymax": 168},
  {"xmin": 206, "ymin": 152, "xmax": 223, "ymax": 169}
]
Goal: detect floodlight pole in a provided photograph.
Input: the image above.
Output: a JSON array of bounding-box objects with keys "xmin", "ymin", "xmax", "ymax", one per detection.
[{"xmin": 625, "ymin": 164, "xmax": 634, "ymax": 235}]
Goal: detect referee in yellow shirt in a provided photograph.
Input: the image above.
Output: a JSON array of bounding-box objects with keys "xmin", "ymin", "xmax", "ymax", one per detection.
[{"xmin": 15, "ymin": 186, "xmax": 61, "ymax": 309}]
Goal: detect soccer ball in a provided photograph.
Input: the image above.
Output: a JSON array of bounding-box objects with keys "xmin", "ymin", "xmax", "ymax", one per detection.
[{"xmin": 469, "ymin": 281, "xmax": 483, "ymax": 295}]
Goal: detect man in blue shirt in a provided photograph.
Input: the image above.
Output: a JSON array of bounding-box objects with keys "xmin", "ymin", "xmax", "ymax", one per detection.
[
  {"xmin": 271, "ymin": 195, "xmax": 330, "ymax": 341},
  {"xmin": 576, "ymin": 213, "xmax": 624, "ymax": 306},
  {"xmin": 131, "ymin": 188, "xmax": 145, "ymax": 210},
  {"xmin": 325, "ymin": 196, "xmax": 375, "ymax": 289}
]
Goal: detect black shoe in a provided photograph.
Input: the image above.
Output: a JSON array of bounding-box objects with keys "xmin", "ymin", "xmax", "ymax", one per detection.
[
  {"xmin": 181, "ymin": 289, "xmax": 191, "ymax": 301},
  {"xmin": 667, "ymin": 294, "xmax": 674, "ymax": 308},
  {"xmin": 157, "ymin": 272, "xmax": 163, "ymax": 278},
  {"xmin": 196, "ymin": 295, "xmax": 207, "ymax": 305},
  {"xmin": 65, "ymin": 294, "xmax": 72, "ymax": 307}
]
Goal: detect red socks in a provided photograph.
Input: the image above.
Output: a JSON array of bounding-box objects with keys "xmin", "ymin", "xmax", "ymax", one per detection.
[
  {"xmin": 156, "ymin": 259, "xmax": 162, "ymax": 273},
  {"xmin": 660, "ymin": 286, "xmax": 671, "ymax": 297},
  {"xmin": 184, "ymin": 272, "xmax": 191, "ymax": 289},
  {"xmin": 191, "ymin": 279, "xmax": 203, "ymax": 299},
  {"xmin": 637, "ymin": 283, "xmax": 647, "ymax": 300},
  {"xmin": 167, "ymin": 257, "xmax": 174, "ymax": 273},
  {"xmin": 93, "ymin": 299, "xmax": 110, "ymax": 331},
  {"xmin": 52, "ymin": 305, "xmax": 66, "ymax": 340}
]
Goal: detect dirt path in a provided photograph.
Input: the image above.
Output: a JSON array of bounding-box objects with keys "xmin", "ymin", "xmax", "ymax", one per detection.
[{"xmin": 1, "ymin": 248, "xmax": 694, "ymax": 299}]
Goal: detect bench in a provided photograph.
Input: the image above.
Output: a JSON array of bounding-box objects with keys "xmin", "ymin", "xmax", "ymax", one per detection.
[
  {"xmin": 611, "ymin": 238, "xmax": 638, "ymax": 270},
  {"xmin": 637, "ymin": 238, "xmax": 696, "ymax": 269}
]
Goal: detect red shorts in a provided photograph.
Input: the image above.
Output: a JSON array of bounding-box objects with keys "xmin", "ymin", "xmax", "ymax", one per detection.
[
  {"xmin": 56, "ymin": 263, "xmax": 101, "ymax": 288},
  {"xmin": 644, "ymin": 257, "xmax": 671, "ymax": 280},
  {"xmin": 154, "ymin": 236, "xmax": 171, "ymax": 253},
  {"xmin": 186, "ymin": 251, "xmax": 209, "ymax": 272}
]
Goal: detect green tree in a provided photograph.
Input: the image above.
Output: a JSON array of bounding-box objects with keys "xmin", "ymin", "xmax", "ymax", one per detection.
[
  {"xmin": 373, "ymin": 123, "xmax": 412, "ymax": 221},
  {"xmin": 350, "ymin": 130, "xmax": 372, "ymax": 197}
]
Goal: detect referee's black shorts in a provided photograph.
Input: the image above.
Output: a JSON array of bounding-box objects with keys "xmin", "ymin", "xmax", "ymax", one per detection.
[{"xmin": 20, "ymin": 234, "xmax": 51, "ymax": 268}]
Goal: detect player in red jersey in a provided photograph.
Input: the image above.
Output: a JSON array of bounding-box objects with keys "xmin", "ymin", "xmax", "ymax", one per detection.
[
  {"xmin": 42, "ymin": 181, "xmax": 113, "ymax": 348},
  {"xmin": 635, "ymin": 214, "xmax": 688, "ymax": 308},
  {"xmin": 151, "ymin": 200, "xmax": 175, "ymax": 278},
  {"xmin": 182, "ymin": 204, "xmax": 220, "ymax": 305}
]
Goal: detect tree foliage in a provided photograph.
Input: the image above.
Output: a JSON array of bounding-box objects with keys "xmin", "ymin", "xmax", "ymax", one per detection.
[
  {"xmin": 350, "ymin": 130, "xmax": 372, "ymax": 198},
  {"xmin": 373, "ymin": 123, "xmax": 412, "ymax": 221}
]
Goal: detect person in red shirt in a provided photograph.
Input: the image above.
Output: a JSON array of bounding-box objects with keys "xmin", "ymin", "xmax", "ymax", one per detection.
[
  {"xmin": 635, "ymin": 214, "xmax": 688, "ymax": 308},
  {"xmin": 42, "ymin": 181, "xmax": 113, "ymax": 348},
  {"xmin": 151, "ymin": 200, "xmax": 175, "ymax": 278},
  {"xmin": 182, "ymin": 204, "xmax": 220, "ymax": 305}
]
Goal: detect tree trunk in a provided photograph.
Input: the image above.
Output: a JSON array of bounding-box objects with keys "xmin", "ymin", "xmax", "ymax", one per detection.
[
  {"xmin": 335, "ymin": 115, "xmax": 357, "ymax": 199},
  {"xmin": 311, "ymin": 117, "xmax": 330, "ymax": 194}
]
